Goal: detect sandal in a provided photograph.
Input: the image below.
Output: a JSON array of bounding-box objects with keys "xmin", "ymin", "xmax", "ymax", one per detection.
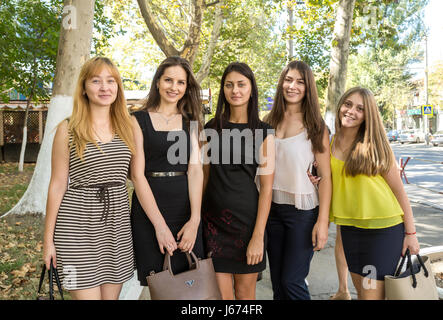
[{"xmin": 330, "ymin": 291, "xmax": 352, "ymax": 300}]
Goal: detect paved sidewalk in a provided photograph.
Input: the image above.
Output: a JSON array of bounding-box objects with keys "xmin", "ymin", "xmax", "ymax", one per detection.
[{"xmin": 119, "ymin": 183, "xmax": 443, "ymax": 300}]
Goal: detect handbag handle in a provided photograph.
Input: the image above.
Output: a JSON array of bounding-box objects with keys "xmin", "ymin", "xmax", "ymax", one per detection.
[
  {"xmin": 394, "ymin": 249, "xmax": 430, "ymax": 289},
  {"xmin": 37, "ymin": 259, "xmax": 64, "ymax": 300},
  {"xmin": 163, "ymin": 251, "xmax": 200, "ymax": 276},
  {"xmin": 162, "ymin": 248, "xmax": 194, "ymax": 271}
]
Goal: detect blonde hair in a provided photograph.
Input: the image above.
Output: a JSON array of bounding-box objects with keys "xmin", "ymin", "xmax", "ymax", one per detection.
[
  {"xmin": 335, "ymin": 87, "xmax": 393, "ymax": 176},
  {"xmin": 68, "ymin": 56, "xmax": 135, "ymax": 160}
]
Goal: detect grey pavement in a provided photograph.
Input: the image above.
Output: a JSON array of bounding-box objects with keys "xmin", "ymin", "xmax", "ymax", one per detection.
[{"xmin": 119, "ymin": 182, "xmax": 443, "ymax": 300}]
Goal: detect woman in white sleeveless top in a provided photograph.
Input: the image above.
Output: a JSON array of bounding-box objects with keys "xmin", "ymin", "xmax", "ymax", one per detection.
[{"xmin": 262, "ymin": 61, "xmax": 331, "ymax": 300}]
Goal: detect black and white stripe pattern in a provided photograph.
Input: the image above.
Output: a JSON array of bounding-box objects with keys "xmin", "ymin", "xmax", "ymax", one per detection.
[{"xmin": 53, "ymin": 135, "xmax": 135, "ymax": 291}]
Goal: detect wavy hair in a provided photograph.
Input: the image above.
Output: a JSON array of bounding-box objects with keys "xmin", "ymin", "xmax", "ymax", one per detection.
[
  {"xmin": 335, "ymin": 87, "xmax": 394, "ymax": 176},
  {"xmin": 265, "ymin": 60, "xmax": 325, "ymax": 153},
  {"xmin": 68, "ymin": 56, "xmax": 135, "ymax": 160},
  {"xmin": 141, "ymin": 56, "xmax": 203, "ymax": 134}
]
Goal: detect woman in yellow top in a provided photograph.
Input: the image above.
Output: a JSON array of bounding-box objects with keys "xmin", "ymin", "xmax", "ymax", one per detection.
[{"xmin": 329, "ymin": 87, "xmax": 420, "ymax": 300}]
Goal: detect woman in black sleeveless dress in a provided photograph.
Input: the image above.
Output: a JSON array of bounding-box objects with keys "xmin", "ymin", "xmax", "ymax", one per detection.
[
  {"xmin": 202, "ymin": 62, "xmax": 275, "ymax": 299},
  {"xmin": 130, "ymin": 57, "xmax": 204, "ymax": 286}
]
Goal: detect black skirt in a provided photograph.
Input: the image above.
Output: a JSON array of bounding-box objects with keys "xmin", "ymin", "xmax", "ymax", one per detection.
[
  {"xmin": 131, "ymin": 175, "xmax": 204, "ymax": 286},
  {"xmin": 341, "ymin": 223, "xmax": 404, "ymax": 281}
]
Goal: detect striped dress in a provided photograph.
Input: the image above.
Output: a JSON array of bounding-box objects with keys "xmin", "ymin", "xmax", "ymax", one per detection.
[{"xmin": 53, "ymin": 134, "xmax": 135, "ymax": 290}]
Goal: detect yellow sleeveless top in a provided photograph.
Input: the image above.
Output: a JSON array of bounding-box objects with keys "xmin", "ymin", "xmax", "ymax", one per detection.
[{"xmin": 329, "ymin": 136, "xmax": 404, "ymax": 229}]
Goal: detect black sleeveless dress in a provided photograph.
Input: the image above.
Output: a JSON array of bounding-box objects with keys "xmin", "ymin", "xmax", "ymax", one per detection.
[
  {"xmin": 130, "ymin": 111, "xmax": 204, "ymax": 286},
  {"xmin": 202, "ymin": 119, "xmax": 273, "ymax": 274}
]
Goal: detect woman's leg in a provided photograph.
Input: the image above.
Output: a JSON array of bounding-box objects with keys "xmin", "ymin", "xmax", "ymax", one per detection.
[
  {"xmin": 69, "ymin": 286, "xmax": 102, "ymax": 300},
  {"xmin": 279, "ymin": 207, "xmax": 317, "ymax": 300},
  {"xmin": 330, "ymin": 225, "xmax": 351, "ymax": 300},
  {"xmin": 350, "ymin": 272, "xmax": 385, "ymax": 300},
  {"xmin": 266, "ymin": 203, "xmax": 286, "ymax": 300},
  {"xmin": 100, "ymin": 283, "xmax": 123, "ymax": 300},
  {"xmin": 216, "ymin": 273, "xmax": 235, "ymax": 300},
  {"xmin": 233, "ymin": 273, "xmax": 259, "ymax": 300}
]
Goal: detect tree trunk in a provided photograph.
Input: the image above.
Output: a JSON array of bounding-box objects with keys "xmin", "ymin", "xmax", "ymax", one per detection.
[
  {"xmin": 137, "ymin": 0, "xmax": 222, "ymax": 84},
  {"xmin": 3, "ymin": 0, "xmax": 95, "ymax": 217},
  {"xmin": 18, "ymin": 74, "xmax": 38, "ymax": 173},
  {"xmin": 18, "ymin": 98, "xmax": 32, "ymax": 173},
  {"xmin": 324, "ymin": 0, "xmax": 356, "ymax": 133},
  {"xmin": 195, "ymin": 1, "xmax": 223, "ymax": 83}
]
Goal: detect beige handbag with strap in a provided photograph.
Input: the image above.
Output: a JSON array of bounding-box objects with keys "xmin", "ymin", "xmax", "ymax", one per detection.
[
  {"xmin": 147, "ymin": 250, "xmax": 222, "ymax": 300},
  {"xmin": 385, "ymin": 249, "xmax": 439, "ymax": 300}
]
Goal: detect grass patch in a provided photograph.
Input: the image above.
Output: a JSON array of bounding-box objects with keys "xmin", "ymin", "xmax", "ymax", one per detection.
[
  {"xmin": 0, "ymin": 163, "xmax": 69, "ymax": 299},
  {"xmin": 0, "ymin": 213, "xmax": 70, "ymax": 299}
]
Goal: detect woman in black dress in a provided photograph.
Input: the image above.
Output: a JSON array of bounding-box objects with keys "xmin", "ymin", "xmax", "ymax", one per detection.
[
  {"xmin": 130, "ymin": 56, "xmax": 204, "ymax": 286},
  {"xmin": 202, "ymin": 62, "xmax": 275, "ymax": 299}
]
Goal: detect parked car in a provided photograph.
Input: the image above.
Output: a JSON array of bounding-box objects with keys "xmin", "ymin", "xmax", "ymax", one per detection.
[
  {"xmin": 387, "ymin": 130, "xmax": 399, "ymax": 142},
  {"xmin": 398, "ymin": 129, "xmax": 426, "ymax": 144},
  {"xmin": 430, "ymin": 130, "xmax": 443, "ymax": 146}
]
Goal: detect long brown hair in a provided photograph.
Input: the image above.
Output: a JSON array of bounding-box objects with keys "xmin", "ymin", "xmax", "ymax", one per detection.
[
  {"xmin": 142, "ymin": 56, "xmax": 203, "ymax": 134},
  {"xmin": 69, "ymin": 56, "xmax": 135, "ymax": 160},
  {"xmin": 265, "ymin": 60, "xmax": 325, "ymax": 153},
  {"xmin": 335, "ymin": 87, "xmax": 393, "ymax": 176}
]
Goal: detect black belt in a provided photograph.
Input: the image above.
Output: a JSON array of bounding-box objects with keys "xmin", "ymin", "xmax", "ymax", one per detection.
[
  {"xmin": 70, "ymin": 182, "xmax": 125, "ymax": 223},
  {"xmin": 146, "ymin": 171, "xmax": 186, "ymax": 177}
]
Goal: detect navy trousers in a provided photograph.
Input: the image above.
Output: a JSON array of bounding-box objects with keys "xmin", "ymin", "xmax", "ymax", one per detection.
[{"xmin": 266, "ymin": 202, "xmax": 318, "ymax": 300}]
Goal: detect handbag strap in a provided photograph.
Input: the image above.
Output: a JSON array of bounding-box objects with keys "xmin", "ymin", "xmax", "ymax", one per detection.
[
  {"xmin": 48, "ymin": 263, "xmax": 54, "ymax": 300},
  {"xmin": 394, "ymin": 249, "xmax": 409, "ymax": 277},
  {"xmin": 51, "ymin": 263, "xmax": 64, "ymax": 300},
  {"xmin": 164, "ymin": 251, "xmax": 200, "ymax": 276},
  {"xmin": 404, "ymin": 250, "xmax": 418, "ymax": 288},
  {"xmin": 416, "ymin": 254, "xmax": 429, "ymax": 278},
  {"xmin": 163, "ymin": 250, "xmax": 193, "ymax": 271},
  {"xmin": 38, "ymin": 259, "xmax": 64, "ymax": 300}
]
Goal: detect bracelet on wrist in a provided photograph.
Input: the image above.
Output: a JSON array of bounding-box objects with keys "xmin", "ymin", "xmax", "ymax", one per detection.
[{"xmin": 405, "ymin": 231, "xmax": 416, "ymax": 236}]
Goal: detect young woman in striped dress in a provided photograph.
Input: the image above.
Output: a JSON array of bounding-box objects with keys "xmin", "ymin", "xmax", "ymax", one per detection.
[{"xmin": 43, "ymin": 57, "xmax": 136, "ymax": 300}]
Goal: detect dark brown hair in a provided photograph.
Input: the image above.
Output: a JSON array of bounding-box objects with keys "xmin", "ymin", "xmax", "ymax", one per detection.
[
  {"xmin": 142, "ymin": 56, "xmax": 202, "ymax": 133},
  {"xmin": 265, "ymin": 60, "xmax": 325, "ymax": 153},
  {"xmin": 209, "ymin": 62, "xmax": 261, "ymax": 132}
]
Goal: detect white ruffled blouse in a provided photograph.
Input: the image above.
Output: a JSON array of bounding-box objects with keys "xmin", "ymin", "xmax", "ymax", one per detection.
[{"xmin": 256, "ymin": 129, "xmax": 319, "ymax": 210}]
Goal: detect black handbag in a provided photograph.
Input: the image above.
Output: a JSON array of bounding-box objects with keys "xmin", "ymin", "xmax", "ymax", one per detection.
[{"xmin": 36, "ymin": 259, "xmax": 64, "ymax": 300}]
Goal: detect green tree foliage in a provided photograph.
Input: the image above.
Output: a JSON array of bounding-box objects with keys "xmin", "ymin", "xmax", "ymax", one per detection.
[
  {"xmin": 195, "ymin": 0, "xmax": 287, "ymax": 109},
  {"xmin": 0, "ymin": 0, "xmax": 119, "ymax": 102},
  {"xmin": 347, "ymin": 46, "xmax": 420, "ymax": 127},
  {"xmin": 285, "ymin": 0, "xmax": 429, "ymax": 108},
  {"xmin": 103, "ymin": 0, "xmax": 287, "ymax": 110},
  {"xmin": 0, "ymin": 0, "xmax": 60, "ymax": 102},
  {"xmin": 428, "ymin": 61, "xmax": 443, "ymax": 107}
]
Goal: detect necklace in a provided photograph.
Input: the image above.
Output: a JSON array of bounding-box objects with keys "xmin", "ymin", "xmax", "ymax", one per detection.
[{"xmin": 156, "ymin": 112, "xmax": 179, "ymax": 125}]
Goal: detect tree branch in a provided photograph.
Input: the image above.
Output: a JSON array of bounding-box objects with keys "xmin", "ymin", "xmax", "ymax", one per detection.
[
  {"xmin": 204, "ymin": 1, "xmax": 220, "ymax": 7},
  {"xmin": 137, "ymin": 0, "xmax": 180, "ymax": 57},
  {"xmin": 195, "ymin": 1, "xmax": 223, "ymax": 83},
  {"xmin": 179, "ymin": 0, "xmax": 204, "ymax": 65},
  {"xmin": 150, "ymin": 1, "xmax": 188, "ymax": 45}
]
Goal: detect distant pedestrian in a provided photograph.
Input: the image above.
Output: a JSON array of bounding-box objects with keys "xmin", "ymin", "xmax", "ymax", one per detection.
[
  {"xmin": 329, "ymin": 87, "xmax": 420, "ymax": 300},
  {"xmin": 264, "ymin": 60, "xmax": 331, "ymax": 300},
  {"xmin": 43, "ymin": 57, "xmax": 136, "ymax": 299},
  {"xmin": 425, "ymin": 130, "xmax": 431, "ymax": 146}
]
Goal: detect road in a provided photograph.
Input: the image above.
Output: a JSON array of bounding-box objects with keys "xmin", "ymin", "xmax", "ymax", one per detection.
[{"xmin": 391, "ymin": 142, "xmax": 443, "ymax": 194}]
